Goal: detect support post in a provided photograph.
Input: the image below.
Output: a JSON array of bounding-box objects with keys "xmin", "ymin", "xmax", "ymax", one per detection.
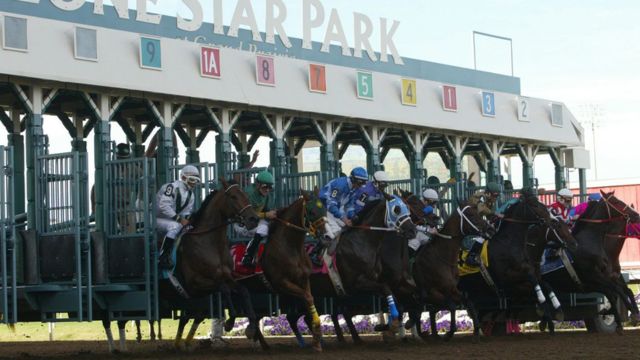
[
  {"xmin": 579, "ymin": 168, "xmax": 587, "ymax": 201},
  {"xmin": 481, "ymin": 140, "xmax": 505, "ymax": 185},
  {"xmin": 9, "ymin": 108, "xmax": 25, "ymax": 215},
  {"xmin": 548, "ymin": 147, "xmax": 566, "ymax": 190},
  {"xmin": 186, "ymin": 126, "xmax": 200, "ymax": 164},
  {"xmin": 93, "ymin": 95, "xmax": 111, "ymax": 232},
  {"xmin": 26, "ymin": 86, "xmax": 45, "ymax": 229},
  {"xmin": 517, "ymin": 144, "xmax": 539, "ymax": 189}
]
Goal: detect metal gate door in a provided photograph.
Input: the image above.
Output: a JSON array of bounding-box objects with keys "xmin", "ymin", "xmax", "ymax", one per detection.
[
  {"xmin": 26, "ymin": 151, "xmax": 91, "ymax": 321},
  {"xmin": 0, "ymin": 146, "xmax": 16, "ymax": 324},
  {"xmin": 93, "ymin": 157, "xmax": 158, "ymax": 321}
]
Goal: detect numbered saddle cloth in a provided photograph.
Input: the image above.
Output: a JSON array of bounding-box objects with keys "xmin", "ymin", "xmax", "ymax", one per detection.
[
  {"xmin": 458, "ymin": 242, "xmax": 490, "ymax": 277},
  {"xmin": 540, "ymin": 247, "xmax": 574, "ymax": 275}
]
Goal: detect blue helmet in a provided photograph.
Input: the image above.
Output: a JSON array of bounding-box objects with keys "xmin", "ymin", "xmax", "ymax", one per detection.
[
  {"xmin": 588, "ymin": 193, "xmax": 602, "ymax": 202},
  {"xmin": 350, "ymin": 167, "xmax": 369, "ymax": 181}
]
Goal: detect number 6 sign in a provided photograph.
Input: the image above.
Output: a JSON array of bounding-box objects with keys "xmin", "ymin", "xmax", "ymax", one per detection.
[{"xmin": 256, "ymin": 55, "xmax": 275, "ymax": 86}]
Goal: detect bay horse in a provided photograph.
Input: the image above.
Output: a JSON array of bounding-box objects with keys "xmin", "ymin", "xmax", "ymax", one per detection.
[
  {"xmin": 544, "ymin": 191, "xmax": 640, "ymax": 333},
  {"xmin": 406, "ymin": 197, "xmax": 496, "ymax": 340},
  {"xmin": 163, "ymin": 179, "xmax": 263, "ymax": 350},
  {"xmin": 458, "ymin": 192, "xmax": 574, "ymax": 340}
]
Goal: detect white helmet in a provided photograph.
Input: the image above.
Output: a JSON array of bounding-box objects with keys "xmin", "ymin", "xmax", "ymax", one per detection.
[
  {"xmin": 373, "ymin": 171, "xmax": 390, "ymax": 183},
  {"xmin": 557, "ymin": 188, "xmax": 573, "ymax": 198},
  {"xmin": 180, "ymin": 165, "xmax": 201, "ymax": 186},
  {"xmin": 422, "ymin": 188, "xmax": 439, "ymax": 201}
]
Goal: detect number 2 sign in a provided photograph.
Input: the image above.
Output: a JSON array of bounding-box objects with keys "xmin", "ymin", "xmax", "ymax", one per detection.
[
  {"xmin": 309, "ymin": 64, "xmax": 327, "ymax": 93},
  {"xmin": 140, "ymin": 37, "xmax": 161, "ymax": 70},
  {"xmin": 256, "ymin": 55, "xmax": 275, "ymax": 86}
]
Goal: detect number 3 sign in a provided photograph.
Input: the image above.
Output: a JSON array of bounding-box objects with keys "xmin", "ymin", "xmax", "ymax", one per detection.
[{"xmin": 256, "ymin": 55, "xmax": 275, "ymax": 86}]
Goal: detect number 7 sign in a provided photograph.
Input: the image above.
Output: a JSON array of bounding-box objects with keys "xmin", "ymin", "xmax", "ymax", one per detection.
[{"xmin": 309, "ymin": 64, "xmax": 327, "ymax": 93}]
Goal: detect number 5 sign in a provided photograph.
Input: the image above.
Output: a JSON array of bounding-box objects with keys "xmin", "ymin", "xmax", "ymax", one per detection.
[
  {"xmin": 140, "ymin": 37, "xmax": 161, "ymax": 70},
  {"xmin": 256, "ymin": 55, "xmax": 275, "ymax": 86},
  {"xmin": 481, "ymin": 91, "xmax": 496, "ymax": 117},
  {"xmin": 356, "ymin": 71, "xmax": 373, "ymax": 100}
]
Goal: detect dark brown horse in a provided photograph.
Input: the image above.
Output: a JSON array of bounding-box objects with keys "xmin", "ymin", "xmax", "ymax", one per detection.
[
  {"xmin": 544, "ymin": 191, "xmax": 640, "ymax": 333},
  {"xmin": 406, "ymin": 197, "xmax": 495, "ymax": 340},
  {"xmin": 165, "ymin": 179, "xmax": 261, "ymax": 349}
]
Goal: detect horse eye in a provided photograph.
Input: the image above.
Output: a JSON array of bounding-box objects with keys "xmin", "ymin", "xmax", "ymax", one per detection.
[{"xmin": 393, "ymin": 206, "xmax": 401, "ymax": 215}]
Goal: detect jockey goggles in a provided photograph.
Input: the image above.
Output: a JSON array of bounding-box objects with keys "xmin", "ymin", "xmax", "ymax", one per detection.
[
  {"xmin": 184, "ymin": 175, "xmax": 200, "ymax": 185},
  {"xmin": 259, "ymin": 183, "xmax": 273, "ymax": 191}
]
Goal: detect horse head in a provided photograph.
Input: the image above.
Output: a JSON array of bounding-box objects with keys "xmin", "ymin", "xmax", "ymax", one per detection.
[
  {"xmin": 456, "ymin": 200, "xmax": 495, "ymax": 239},
  {"xmin": 398, "ymin": 190, "xmax": 434, "ymax": 225},
  {"xmin": 220, "ymin": 178, "xmax": 260, "ymax": 229},
  {"xmin": 301, "ymin": 188, "xmax": 327, "ymax": 238},
  {"xmin": 383, "ymin": 193, "xmax": 417, "ymax": 240},
  {"xmin": 546, "ymin": 217, "xmax": 578, "ymax": 252},
  {"xmin": 600, "ymin": 190, "xmax": 640, "ymax": 223}
]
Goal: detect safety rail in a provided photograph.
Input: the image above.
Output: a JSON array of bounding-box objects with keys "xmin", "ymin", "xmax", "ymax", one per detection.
[
  {"xmin": 1, "ymin": 146, "xmax": 16, "ymax": 324},
  {"xmin": 279, "ymin": 171, "xmax": 324, "ymax": 207}
]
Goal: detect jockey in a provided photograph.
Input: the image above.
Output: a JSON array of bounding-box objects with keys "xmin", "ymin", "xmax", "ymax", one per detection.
[
  {"xmin": 569, "ymin": 193, "xmax": 601, "ymax": 222},
  {"xmin": 346, "ymin": 170, "xmax": 390, "ymax": 220},
  {"xmin": 310, "ymin": 167, "xmax": 368, "ymax": 265},
  {"xmin": 465, "ymin": 182, "xmax": 503, "ymax": 267},
  {"xmin": 548, "ymin": 188, "xmax": 574, "ymax": 223},
  {"xmin": 408, "ymin": 188, "xmax": 440, "ymax": 258},
  {"xmin": 237, "ymin": 170, "xmax": 277, "ymax": 268},
  {"xmin": 157, "ymin": 165, "xmax": 201, "ymax": 270}
]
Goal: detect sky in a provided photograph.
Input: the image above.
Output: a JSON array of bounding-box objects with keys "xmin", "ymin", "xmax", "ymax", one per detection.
[{"xmin": 3, "ymin": 0, "xmax": 639, "ymax": 188}]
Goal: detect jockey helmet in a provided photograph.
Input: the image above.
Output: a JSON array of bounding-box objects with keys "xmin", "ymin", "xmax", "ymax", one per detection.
[
  {"xmin": 350, "ymin": 167, "xmax": 369, "ymax": 181},
  {"xmin": 256, "ymin": 171, "xmax": 275, "ymax": 185},
  {"xmin": 557, "ymin": 188, "xmax": 573, "ymax": 204},
  {"xmin": 115, "ymin": 143, "xmax": 131, "ymax": 159},
  {"xmin": 486, "ymin": 182, "xmax": 501, "ymax": 195},
  {"xmin": 588, "ymin": 193, "xmax": 602, "ymax": 202},
  {"xmin": 427, "ymin": 176, "xmax": 441, "ymax": 185},
  {"xmin": 373, "ymin": 171, "xmax": 389, "ymax": 190},
  {"xmin": 180, "ymin": 165, "xmax": 201, "ymax": 187},
  {"xmin": 422, "ymin": 188, "xmax": 439, "ymax": 202}
]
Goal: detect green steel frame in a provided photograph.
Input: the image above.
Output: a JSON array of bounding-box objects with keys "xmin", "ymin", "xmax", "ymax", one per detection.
[{"xmin": 1, "ymin": 146, "xmax": 16, "ymax": 324}]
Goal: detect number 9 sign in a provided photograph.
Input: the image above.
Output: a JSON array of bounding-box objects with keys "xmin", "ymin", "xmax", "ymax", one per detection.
[
  {"xmin": 140, "ymin": 37, "xmax": 162, "ymax": 70},
  {"xmin": 256, "ymin": 55, "xmax": 275, "ymax": 86}
]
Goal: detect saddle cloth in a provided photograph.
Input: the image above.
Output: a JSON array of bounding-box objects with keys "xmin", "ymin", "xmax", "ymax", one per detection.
[
  {"xmin": 540, "ymin": 247, "xmax": 574, "ymax": 275},
  {"xmin": 458, "ymin": 241, "xmax": 490, "ymax": 277},
  {"xmin": 230, "ymin": 243, "xmax": 266, "ymax": 279}
]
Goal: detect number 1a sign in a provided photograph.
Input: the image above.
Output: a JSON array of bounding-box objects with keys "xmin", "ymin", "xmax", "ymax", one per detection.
[
  {"xmin": 200, "ymin": 47, "xmax": 221, "ymax": 78},
  {"xmin": 309, "ymin": 64, "xmax": 327, "ymax": 93},
  {"xmin": 256, "ymin": 56, "xmax": 275, "ymax": 86}
]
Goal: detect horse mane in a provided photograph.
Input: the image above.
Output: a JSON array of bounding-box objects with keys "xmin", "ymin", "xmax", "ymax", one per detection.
[
  {"xmin": 353, "ymin": 199, "xmax": 383, "ymax": 225},
  {"xmin": 188, "ymin": 190, "xmax": 219, "ymax": 225},
  {"xmin": 572, "ymin": 200, "xmax": 600, "ymax": 233},
  {"xmin": 276, "ymin": 196, "xmax": 303, "ymax": 218}
]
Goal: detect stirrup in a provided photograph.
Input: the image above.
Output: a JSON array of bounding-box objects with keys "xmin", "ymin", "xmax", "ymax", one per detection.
[
  {"xmin": 159, "ymin": 254, "xmax": 174, "ymax": 270},
  {"xmin": 465, "ymin": 255, "xmax": 481, "ymax": 267},
  {"xmin": 241, "ymin": 255, "xmax": 255, "ymax": 267}
]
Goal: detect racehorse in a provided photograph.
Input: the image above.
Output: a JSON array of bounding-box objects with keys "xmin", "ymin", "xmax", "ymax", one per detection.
[
  {"xmin": 162, "ymin": 179, "xmax": 262, "ymax": 350},
  {"xmin": 458, "ymin": 191, "xmax": 574, "ymax": 340},
  {"xmin": 405, "ymin": 196, "xmax": 495, "ymax": 341},
  {"xmin": 544, "ymin": 191, "xmax": 640, "ymax": 333},
  {"xmin": 225, "ymin": 190, "xmax": 327, "ymax": 351},
  {"xmin": 525, "ymin": 216, "xmax": 577, "ymax": 334},
  {"xmin": 287, "ymin": 195, "xmax": 416, "ymax": 343}
]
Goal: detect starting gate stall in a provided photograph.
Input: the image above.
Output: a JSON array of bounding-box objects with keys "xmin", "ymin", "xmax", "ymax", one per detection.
[
  {"xmin": 169, "ymin": 162, "xmax": 217, "ymax": 208},
  {"xmin": 1, "ymin": 146, "xmax": 16, "ymax": 324},
  {"xmin": 22, "ymin": 143, "xmax": 92, "ymax": 322},
  {"xmin": 92, "ymin": 155, "xmax": 158, "ymax": 322},
  {"xmin": 279, "ymin": 171, "xmax": 325, "ymax": 207}
]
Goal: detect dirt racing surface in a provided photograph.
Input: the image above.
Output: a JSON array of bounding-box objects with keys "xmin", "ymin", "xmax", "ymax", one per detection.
[{"xmin": 1, "ymin": 330, "xmax": 638, "ymax": 360}]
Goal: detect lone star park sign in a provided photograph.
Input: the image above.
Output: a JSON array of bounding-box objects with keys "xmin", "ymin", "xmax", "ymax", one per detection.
[{"xmin": 16, "ymin": 0, "xmax": 404, "ymax": 65}]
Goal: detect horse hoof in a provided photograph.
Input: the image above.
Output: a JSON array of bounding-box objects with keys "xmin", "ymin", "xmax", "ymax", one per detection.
[
  {"xmin": 374, "ymin": 324, "xmax": 389, "ymax": 332},
  {"xmin": 224, "ymin": 319, "xmax": 235, "ymax": 332},
  {"xmin": 312, "ymin": 341, "xmax": 322, "ymax": 352},
  {"xmin": 616, "ymin": 327, "xmax": 624, "ymax": 336},
  {"xmin": 245, "ymin": 324, "xmax": 257, "ymax": 340},
  {"xmin": 538, "ymin": 321, "xmax": 547, "ymax": 332},
  {"xmin": 382, "ymin": 330, "xmax": 396, "ymax": 342},
  {"xmin": 404, "ymin": 319, "xmax": 415, "ymax": 330},
  {"xmin": 554, "ymin": 309, "xmax": 565, "ymax": 322}
]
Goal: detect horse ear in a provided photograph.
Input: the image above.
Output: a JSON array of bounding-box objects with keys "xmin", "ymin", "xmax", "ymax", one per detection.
[
  {"xmin": 383, "ymin": 192, "xmax": 394, "ymax": 201},
  {"xmin": 600, "ymin": 189, "xmax": 606, "ymax": 197},
  {"xmin": 313, "ymin": 186, "xmax": 319, "ymax": 196},
  {"xmin": 399, "ymin": 189, "xmax": 408, "ymax": 198},
  {"xmin": 301, "ymin": 189, "xmax": 311, "ymax": 200},
  {"xmin": 221, "ymin": 178, "xmax": 229, "ymax": 189}
]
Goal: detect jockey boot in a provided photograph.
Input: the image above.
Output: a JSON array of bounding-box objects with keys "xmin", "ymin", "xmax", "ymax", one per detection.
[
  {"xmin": 465, "ymin": 241, "xmax": 483, "ymax": 267},
  {"xmin": 241, "ymin": 234, "xmax": 262, "ymax": 268},
  {"xmin": 158, "ymin": 237, "xmax": 176, "ymax": 270},
  {"xmin": 309, "ymin": 242, "xmax": 325, "ymax": 267}
]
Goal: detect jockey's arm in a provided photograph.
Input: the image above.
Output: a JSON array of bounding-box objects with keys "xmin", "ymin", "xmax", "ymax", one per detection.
[{"xmin": 157, "ymin": 185, "xmax": 178, "ymax": 221}]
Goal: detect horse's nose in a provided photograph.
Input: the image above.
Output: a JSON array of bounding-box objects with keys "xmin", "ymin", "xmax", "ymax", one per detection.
[{"xmin": 246, "ymin": 216, "xmax": 259, "ymax": 229}]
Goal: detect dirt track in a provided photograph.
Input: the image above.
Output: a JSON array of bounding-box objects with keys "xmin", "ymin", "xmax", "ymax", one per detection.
[{"xmin": 1, "ymin": 329, "xmax": 638, "ymax": 360}]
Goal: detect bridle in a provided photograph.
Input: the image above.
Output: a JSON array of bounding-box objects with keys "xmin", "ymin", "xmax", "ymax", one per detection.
[
  {"xmin": 272, "ymin": 196, "xmax": 327, "ymax": 237},
  {"xmin": 577, "ymin": 194, "xmax": 640, "ymax": 240},
  {"xmin": 348, "ymin": 198, "xmax": 412, "ymax": 232}
]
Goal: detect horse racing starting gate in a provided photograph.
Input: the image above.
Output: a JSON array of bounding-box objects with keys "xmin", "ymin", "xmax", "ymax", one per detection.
[{"xmin": 1, "ymin": 146, "xmax": 16, "ymax": 324}]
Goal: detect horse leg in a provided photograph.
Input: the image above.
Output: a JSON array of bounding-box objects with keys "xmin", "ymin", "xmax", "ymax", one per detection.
[
  {"xmin": 135, "ymin": 320, "xmax": 142, "ymax": 343},
  {"xmin": 463, "ymin": 294, "xmax": 482, "ymax": 343},
  {"xmin": 278, "ymin": 278, "xmax": 323, "ymax": 351},
  {"xmin": 429, "ymin": 310, "xmax": 440, "ymax": 340},
  {"xmin": 235, "ymin": 284, "xmax": 270, "ymax": 350},
  {"xmin": 116, "ymin": 321, "xmax": 128, "ymax": 352},
  {"xmin": 600, "ymin": 286, "xmax": 625, "ymax": 335},
  {"xmin": 331, "ymin": 312, "xmax": 346, "ymax": 343},
  {"xmin": 287, "ymin": 310, "xmax": 306, "ymax": 348},
  {"xmin": 541, "ymin": 280, "xmax": 563, "ymax": 322},
  {"xmin": 158, "ymin": 319, "xmax": 163, "ymax": 340},
  {"xmin": 445, "ymin": 301, "xmax": 458, "ymax": 341},
  {"xmin": 185, "ymin": 315, "xmax": 205, "ymax": 351},
  {"xmin": 149, "ymin": 320, "xmax": 156, "ymax": 341},
  {"xmin": 175, "ymin": 312, "xmax": 189, "ymax": 350},
  {"xmin": 102, "ymin": 319, "xmax": 116, "ymax": 354},
  {"xmin": 220, "ymin": 284, "xmax": 238, "ymax": 332},
  {"xmin": 342, "ymin": 307, "xmax": 363, "ymax": 344}
]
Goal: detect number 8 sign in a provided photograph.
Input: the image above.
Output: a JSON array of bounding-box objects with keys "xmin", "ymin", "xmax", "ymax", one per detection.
[
  {"xmin": 256, "ymin": 55, "xmax": 275, "ymax": 86},
  {"xmin": 140, "ymin": 37, "xmax": 162, "ymax": 70}
]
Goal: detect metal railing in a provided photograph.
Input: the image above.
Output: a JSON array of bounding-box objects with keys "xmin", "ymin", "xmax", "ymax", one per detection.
[
  {"xmin": 279, "ymin": 171, "xmax": 323, "ymax": 207},
  {"xmin": 1, "ymin": 146, "xmax": 16, "ymax": 324},
  {"xmin": 169, "ymin": 162, "xmax": 217, "ymax": 209}
]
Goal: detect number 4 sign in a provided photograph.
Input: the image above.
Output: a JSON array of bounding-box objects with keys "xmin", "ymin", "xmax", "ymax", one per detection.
[
  {"xmin": 401, "ymin": 79, "xmax": 417, "ymax": 106},
  {"xmin": 356, "ymin": 71, "xmax": 373, "ymax": 100},
  {"xmin": 442, "ymin": 85, "xmax": 457, "ymax": 112},
  {"xmin": 256, "ymin": 55, "xmax": 275, "ymax": 86},
  {"xmin": 200, "ymin": 47, "xmax": 221, "ymax": 78},
  {"xmin": 309, "ymin": 64, "xmax": 327, "ymax": 93}
]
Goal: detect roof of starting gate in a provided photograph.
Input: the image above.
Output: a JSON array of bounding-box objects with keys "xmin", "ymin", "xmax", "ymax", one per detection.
[{"xmin": 0, "ymin": 2, "xmax": 584, "ymax": 148}]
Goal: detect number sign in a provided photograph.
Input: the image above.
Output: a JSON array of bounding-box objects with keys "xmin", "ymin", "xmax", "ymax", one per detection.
[
  {"xmin": 356, "ymin": 71, "xmax": 373, "ymax": 100},
  {"xmin": 481, "ymin": 91, "xmax": 496, "ymax": 117},
  {"xmin": 309, "ymin": 64, "xmax": 327, "ymax": 93},
  {"xmin": 401, "ymin": 78, "xmax": 417, "ymax": 106},
  {"xmin": 200, "ymin": 47, "xmax": 221, "ymax": 78},
  {"xmin": 517, "ymin": 97, "xmax": 529, "ymax": 122},
  {"xmin": 256, "ymin": 55, "xmax": 275, "ymax": 86},
  {"xmin": 140, "ymin": 37, "xmax": 161, "ymax": 70},
  {"xmin": 442, "ymin": 85, "xmax": 457, "ymax": 112}
]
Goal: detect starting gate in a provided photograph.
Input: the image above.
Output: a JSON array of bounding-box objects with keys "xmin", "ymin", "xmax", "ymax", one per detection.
[
  {"xmin": 279, "ymin": 171, "xmax": 325, "ymax": 207},
  {"xmin": 92, "ymin": 156, "xmax": 158, "ymax": 322},
  {"xmin": 169, "ymin": 162, "xmax": 217, "ymax": 208},
  {"xmin": 24, "ymin": 147, "xmax": 91, "ymax": 322},
  {"xmin": 1, "ymin": 146, "xmax": 16, "ymax": 324}
]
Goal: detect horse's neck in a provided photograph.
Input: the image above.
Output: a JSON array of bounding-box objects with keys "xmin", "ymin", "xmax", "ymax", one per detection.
[
  {"xmin": 271, "ymin": 200, "xmax": 305, "ymax": 248},
  {"xmin": 526, "ymin": 225, "xmax": 547, "ymax": 260},
  {"xmin": 440, "ymin": 214, "xmax": 464, "ymax": 242}
]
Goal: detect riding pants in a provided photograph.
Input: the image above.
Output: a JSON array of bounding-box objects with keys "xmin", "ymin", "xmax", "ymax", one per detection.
[
  {"xmin": 408, "ymin": 231, "xmax": 431, "ymax": 251},
  {"xmin": 233, "ymin": 219, "xmax": 269, "ymax": 238},
  {"xmin": 157, "ymin": 218, "xmax": 184, "ymax": 239},
  {"xmin": 324, "ymin": 212, "xmax": 346, "ymax": 240}
]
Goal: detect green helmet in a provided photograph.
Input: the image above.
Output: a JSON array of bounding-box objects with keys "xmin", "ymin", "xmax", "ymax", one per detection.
[
  {"xmin": 256, "ymin": 171, "xmax": 275, "ymax": 185},
  {"xmin": 486, "ymin": 182, "xmax": 501, "ymax": 194}
]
